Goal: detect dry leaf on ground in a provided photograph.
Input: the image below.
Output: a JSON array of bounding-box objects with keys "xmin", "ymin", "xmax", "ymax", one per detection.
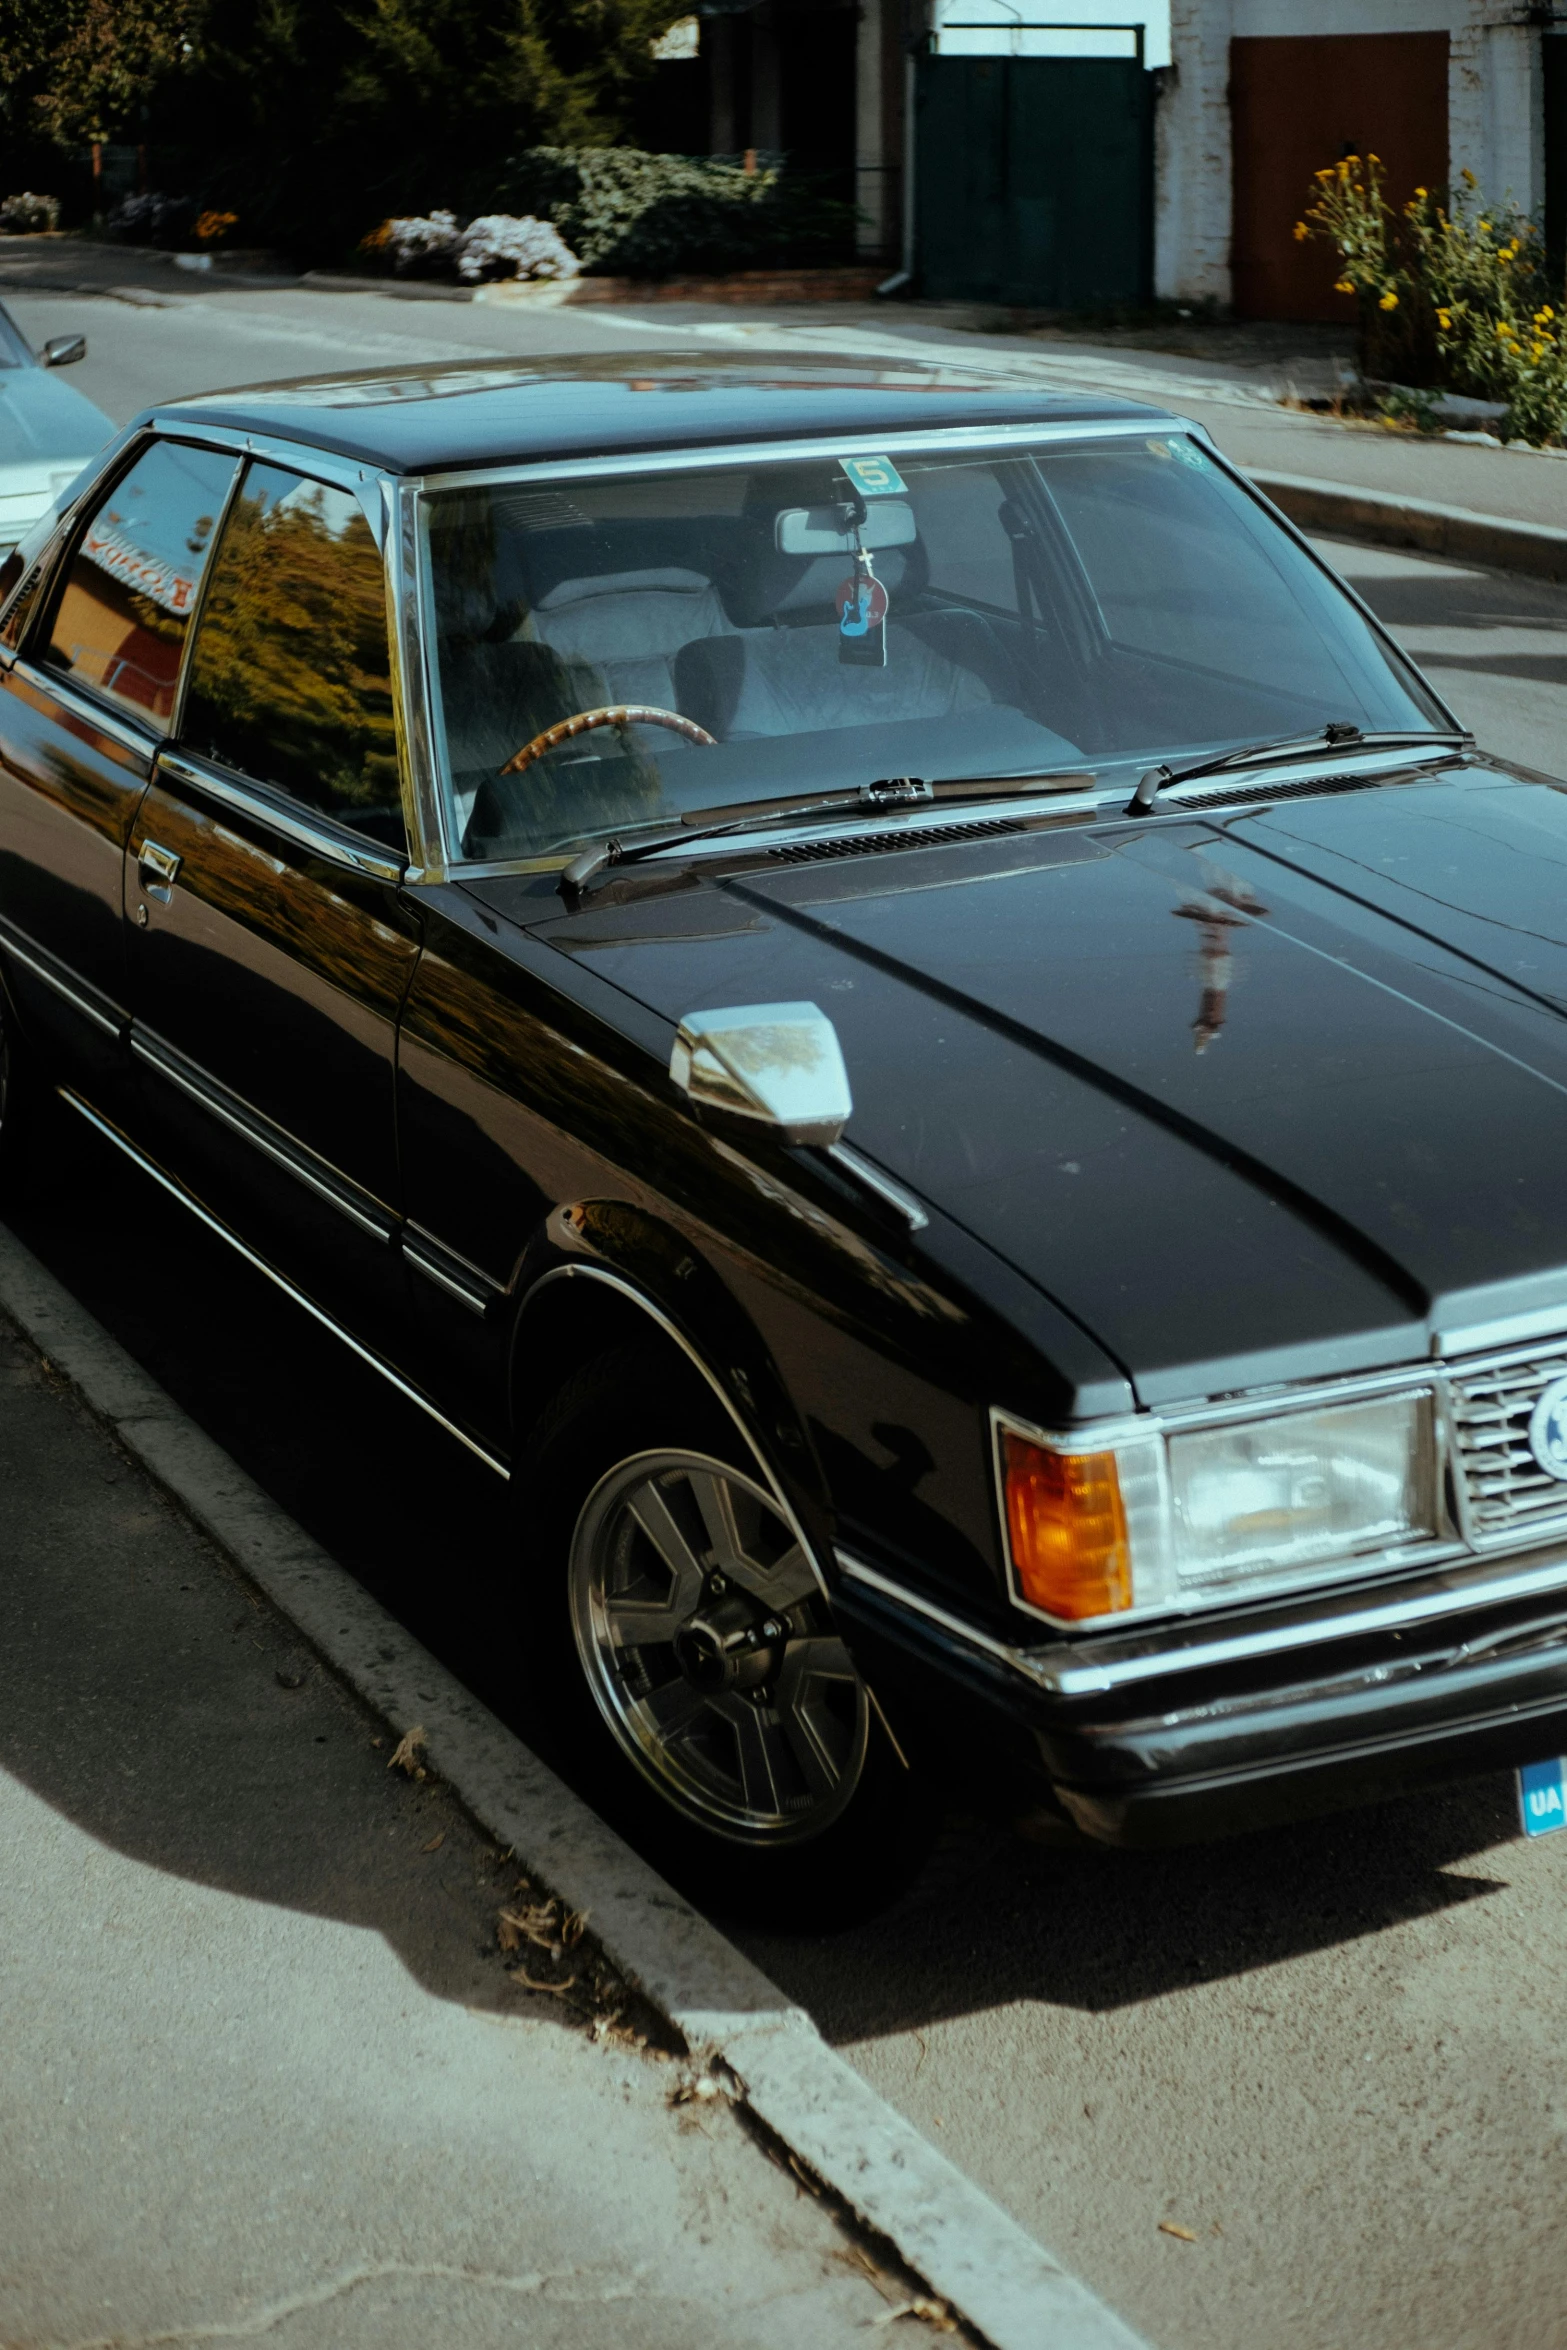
[
  {"xmin": 421, "ymin": 1831, "xmax": 445, "ymax": 1853},
  {"xmin": 387, "ymin": 1725, "xmax": 426, "ymax": 1775},
  {"xmin": 1158, "ymin": 2221, "xmax": 1198, "ymax": 2242}
]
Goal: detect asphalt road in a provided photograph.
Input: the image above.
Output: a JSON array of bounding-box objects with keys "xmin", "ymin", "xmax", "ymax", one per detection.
[{"xmin": 7, "ymin": 281, "xmax": 1567, "ymax": 2350}]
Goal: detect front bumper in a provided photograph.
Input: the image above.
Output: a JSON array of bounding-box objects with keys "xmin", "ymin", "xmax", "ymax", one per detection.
[{"xmin": 834, "ymin": 1540, "xmax": 1567, "ymax": 1846}]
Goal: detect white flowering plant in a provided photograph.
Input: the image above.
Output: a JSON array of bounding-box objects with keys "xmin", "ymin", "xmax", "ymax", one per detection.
[
  {"xmin": 362, "ymin": 209, "xmax": 581, "ymax": 283},
  {"xmin": 0, "ymin": 193, "xmax": 61, "ymax": 235}
]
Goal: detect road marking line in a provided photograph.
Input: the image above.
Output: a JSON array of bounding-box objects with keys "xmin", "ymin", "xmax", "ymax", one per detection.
[{"xmin": 0, "ymin": 1218, "xmax": 1148, "ymax": 2350}]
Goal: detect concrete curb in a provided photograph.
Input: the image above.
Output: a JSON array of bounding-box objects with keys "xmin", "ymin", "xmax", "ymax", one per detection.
[
  {"xmin": 1249, "ymin": 469, "xmax": 1567, "ymax": 583},
  {"xmin": 0, "ymin": 1220, "xmax": 1147, "ymax": 2350}
]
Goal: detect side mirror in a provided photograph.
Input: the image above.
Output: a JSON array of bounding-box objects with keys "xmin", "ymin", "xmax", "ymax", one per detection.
[
  {"xmin": 670, "ymin": 1002, "xmax": 852, "ymax": 1147},
  {"xmin": 776, "ymin": 501, "xmax": 916, "ymax": 556},
  {"xmin": 43, "ymin": 335, "xmax": 86, "ymax": 369}
]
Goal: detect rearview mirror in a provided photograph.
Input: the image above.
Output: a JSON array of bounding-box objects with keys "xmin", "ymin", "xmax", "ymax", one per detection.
[
  {"xmin": 42, "ymin": 335, "xmax": 86, "ymax": 369},
  {"xmin": 775, "ymin": 502, "xmax": 916, "ymax": 557},
  {"xmin": 670, "ymin": 1001, "xmax": 852, "ymax": 1146}
]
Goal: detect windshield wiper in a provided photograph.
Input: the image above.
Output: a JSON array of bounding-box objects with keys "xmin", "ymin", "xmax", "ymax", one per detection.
[
  {"xmin": 1124, "ymin": 723, "xmax": 1474, "ymax": 816},
  {"xmin": 557, "ymin": 776, "xmax": 936, "ymax": 904}
]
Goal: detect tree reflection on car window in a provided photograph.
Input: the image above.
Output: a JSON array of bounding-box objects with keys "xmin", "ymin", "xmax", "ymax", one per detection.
[{"xmin": 181, "ymin": 462, "xmax": 403, "ymax": 849}]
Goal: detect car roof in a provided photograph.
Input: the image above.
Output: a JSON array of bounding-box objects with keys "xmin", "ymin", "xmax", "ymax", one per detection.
[{"xmin": 140, "ymin": 349, "xmax": 1174, "ymax": 476}]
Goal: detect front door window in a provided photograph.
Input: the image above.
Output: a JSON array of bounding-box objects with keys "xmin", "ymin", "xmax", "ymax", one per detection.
[{"xmin": 180, "ymin": 463, "xmax": 404, "ymax": 853}]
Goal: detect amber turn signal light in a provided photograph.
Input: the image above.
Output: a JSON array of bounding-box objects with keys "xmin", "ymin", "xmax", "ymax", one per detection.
[{"xmin": 1002, "ymin": 1432, "xmax": 1133, "ymax": 1620}]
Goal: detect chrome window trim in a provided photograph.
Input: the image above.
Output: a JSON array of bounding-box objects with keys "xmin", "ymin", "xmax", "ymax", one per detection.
[
  {"xmin": 58, "ymin": 1086, "xmax": 508, "ymax": 1478},
  {"xmin": 0, "ymin": 912, "xmax": 122, "ymax": 1038},
  {"xmin": 156, "ymin": 747, "xmax": 406, "ymax": 885},
  {"xmin": 131, "ymin": 1026, "xmax": 398, "ymax": 1244},
  {"xmin": 10, "ymin": 654, "xmax": 164, "ymax": 763},
  {"xmin": 522, "ymin": 1260, "xmax": 831, "ymax": 1599},
  {"xmin": 143, "ymin": 418, "xmax": 388, "ymax": 500},
  {"xmin": 391, "ymin": 480, "xmax": 452, "ymax": 879},
  {"xmin": 835, "ymin": 1540, "xmax": 1567, "ymax": 1698},
  {"xmin": 411, "ymin": 413, "xmax": 1186, "ymax": 500}
]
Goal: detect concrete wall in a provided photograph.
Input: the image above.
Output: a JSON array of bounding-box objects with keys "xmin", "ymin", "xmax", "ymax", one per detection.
[{"xmin": 1156, "ymin": 0, "xmax": 1545, "ymax": 304}]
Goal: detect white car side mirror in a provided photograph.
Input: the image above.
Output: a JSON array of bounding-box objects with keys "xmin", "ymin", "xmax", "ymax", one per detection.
[{"xmin": 670, "ymin": 1002, "xmax": 852, "ymax": 1147}]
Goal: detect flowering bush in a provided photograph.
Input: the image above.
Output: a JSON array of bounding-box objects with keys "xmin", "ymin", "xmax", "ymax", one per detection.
[
  {"xmin": 362, "ymin": 208, "xmax": 581, "ymax": 283},
  {"xmin": 1296, "ymin": 155, "xmax": 1567, "ymax": 445},
  {"xmin": 194, "ymin": 209, "xmax": 238, "ymax": 245},
  {"xmin": 455, "ymin": 214, "xmax": 580, "ymax": 282},
  {"xmin": 106, "ymin": 190, "xmax": 198, "ymax": 247},
  {"xmin": 0, "ymin": 192, "xmax": 61, "ymax": 234}
]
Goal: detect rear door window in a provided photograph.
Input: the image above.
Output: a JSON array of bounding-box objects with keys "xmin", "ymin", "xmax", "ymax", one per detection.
[
  {"xmin": 179, "ymin": 461, "xmax": 403, "ymax": 850},
  {"xmin": 40, "ymin": 439, "xmax": 237, "ymax": 724}
]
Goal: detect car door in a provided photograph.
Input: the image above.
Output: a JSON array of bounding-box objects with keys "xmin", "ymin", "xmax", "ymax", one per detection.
[
  {"xmin": 126, "ymin": 453, "xmax": 422, "ymax": 1357},
  {"xmin": 0, "ymin": 436, "xmax": 239, "ymax": 1104}
]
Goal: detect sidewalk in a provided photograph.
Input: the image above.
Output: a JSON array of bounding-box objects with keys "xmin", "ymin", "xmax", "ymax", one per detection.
[{"xmin": 0, "ymin": 1307, "xmax": 905, "ymax": 2349}]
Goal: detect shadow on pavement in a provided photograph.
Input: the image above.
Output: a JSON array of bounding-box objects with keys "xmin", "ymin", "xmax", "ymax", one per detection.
[{"xmin": 0, "ymin": 1304, "xmax": 561, "ymax": 2027}]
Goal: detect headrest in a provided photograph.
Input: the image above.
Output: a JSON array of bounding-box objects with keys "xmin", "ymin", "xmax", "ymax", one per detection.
[{"xmin": 537, "ymin": 567, "xmax": 715, "ymax": 610}]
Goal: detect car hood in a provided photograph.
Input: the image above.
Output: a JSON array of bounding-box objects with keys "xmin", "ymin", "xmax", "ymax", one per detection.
[{"xmin": 507, "ymin": 764, "xmax": 1567, "ymax": 1409}]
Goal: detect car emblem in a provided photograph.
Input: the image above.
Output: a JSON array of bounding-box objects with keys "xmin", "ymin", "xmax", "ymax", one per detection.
[{"xmin": 1528, "ymin": 1374, "xmax": 1567, "ymax": 1481}]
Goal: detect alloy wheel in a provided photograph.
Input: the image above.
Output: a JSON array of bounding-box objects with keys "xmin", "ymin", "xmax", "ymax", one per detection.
[{"xmin": 568, "ymin": 1448, "xmax": 869, "ymax": 1844}]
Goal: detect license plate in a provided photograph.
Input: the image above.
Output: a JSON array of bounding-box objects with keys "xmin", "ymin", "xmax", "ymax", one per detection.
[{"xmin": 1519, "ymin": 1757, "xmax": 1567, "ymax": 1837}]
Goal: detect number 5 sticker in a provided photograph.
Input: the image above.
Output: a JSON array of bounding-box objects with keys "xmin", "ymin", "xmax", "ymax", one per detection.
[{"xmin": 841, "ymin": 454, "xmax": 907, "ymax": 498}]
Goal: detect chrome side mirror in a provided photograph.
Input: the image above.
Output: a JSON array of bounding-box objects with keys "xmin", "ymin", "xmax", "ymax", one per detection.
[
  {"xmin": 670, "ymin": 1002, "xmax": 852, "ymax": 1147},
  {"xmin": 43, "ymin": 335, "xmax": 86, "ymax": 369}
]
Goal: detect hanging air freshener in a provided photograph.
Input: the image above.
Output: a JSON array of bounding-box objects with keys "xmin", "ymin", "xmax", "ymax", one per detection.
[{"xmin": 838, "ymin": 551, "xmax": 888, "ymax": 668}]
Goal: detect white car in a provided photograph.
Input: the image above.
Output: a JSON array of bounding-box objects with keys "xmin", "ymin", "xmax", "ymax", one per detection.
[{"xmin": 0, "ymin": 299, "xmax": 113, "ymax": 554}]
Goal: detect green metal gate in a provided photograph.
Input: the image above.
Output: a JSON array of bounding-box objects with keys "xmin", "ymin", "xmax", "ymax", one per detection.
[{"xmin": 913, "ymin": 54, "xmax": 1153, "ymax": 308}]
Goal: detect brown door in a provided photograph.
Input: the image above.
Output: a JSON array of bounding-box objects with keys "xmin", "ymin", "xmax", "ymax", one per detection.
[{"xmin": 1230, "ymin": 32, "xmax": 1449, "ymax": 321}]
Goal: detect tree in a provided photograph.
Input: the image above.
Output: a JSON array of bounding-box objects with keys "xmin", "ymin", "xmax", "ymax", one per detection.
[{"xmin": 0, "ymin": 0, "xmax": 196, "ymax": 146}]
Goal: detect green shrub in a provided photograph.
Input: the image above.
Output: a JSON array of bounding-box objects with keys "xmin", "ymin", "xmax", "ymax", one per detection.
[
  {"xmin": 1297, "ymin": 154, "xmax": 1567, "ymax": 446},
  {"xmin": 490, "ymin": 147, "xmax": 857, "ymax": 277}
]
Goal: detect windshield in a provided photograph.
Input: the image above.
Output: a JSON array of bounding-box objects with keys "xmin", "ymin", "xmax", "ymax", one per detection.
[{"xmin": 422, "ymin": 433, "xmax": 1445, "ymax": 864}]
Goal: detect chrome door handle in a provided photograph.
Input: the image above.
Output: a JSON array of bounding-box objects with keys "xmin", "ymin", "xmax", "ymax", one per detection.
[{"xmin": 137, "ymin": 840, "xmax": 182, "ymax": 904}]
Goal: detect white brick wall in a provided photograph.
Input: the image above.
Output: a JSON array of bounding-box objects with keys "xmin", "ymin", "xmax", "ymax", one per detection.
[{"xmin": 1156, "ymin": 0, "xmax": 1544, "ymax": 304}]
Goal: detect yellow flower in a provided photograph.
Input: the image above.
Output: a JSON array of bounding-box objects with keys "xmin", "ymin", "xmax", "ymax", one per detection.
[
  {"xmin": 1436, "ymin": 308, "xmax": 1452, "ymax": 329},
  {"xmin": 1461, "ymin": 167, "xmax": 1477, "ymax": 188},
  {"xmin": 1334, "ymin": 278, "xmax": 1355, "ymax": 295},
  {"xmin": 1368, "ymin": 152, "xmax": 1380, "ymax": 165},
  {"xmin": 1479, "ymin": 218, "xmax": 1491, "ymax": 233},
  {"xmin": 1378, "ymin": 290, "xmax": 1399, "ymax": 311},
  {"xmin": 1413, "ymin": 186, "xmax": 1427, "ymax": 200},
  {"xmin": 1533, "ymin": 341, "xmax": 1548, "ymax": 362},
  {"xmin": 1536, "ymin": 305, "xmax": 1555, "ymax": 322},
  {"xmin": 1293, "ymin": 219, "xmax": 1309, "ymax": 241}
]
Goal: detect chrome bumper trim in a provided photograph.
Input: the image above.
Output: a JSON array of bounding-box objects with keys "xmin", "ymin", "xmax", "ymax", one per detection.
[{"xmin": 835, "ymin": 1544, "xmax": 1567, "ymax": 1698}]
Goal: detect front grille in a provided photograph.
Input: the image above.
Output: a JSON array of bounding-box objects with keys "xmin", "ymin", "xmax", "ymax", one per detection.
[
  {"xmin": 767, "ymin": 817, "xmax": 1024, "ymax": 865},
  {"xmin": 1449, "ymin": 1343, "xmax": 1567, "ymax": 1541}
]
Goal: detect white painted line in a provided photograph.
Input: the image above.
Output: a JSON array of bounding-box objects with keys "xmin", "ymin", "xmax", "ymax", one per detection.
[{"xmin": 0, "ymin": 1220, "xmax": 1148, "ymax": 2350}]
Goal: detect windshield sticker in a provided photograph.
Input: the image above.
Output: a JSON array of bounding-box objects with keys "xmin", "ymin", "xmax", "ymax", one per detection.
[
  {"xmin": 840, "ymin": 454, "xmax": 907, "ymax": 498},
  {"xmin": 1173, "ymin": 440, "xmax": 1209, "ymax": 470}
]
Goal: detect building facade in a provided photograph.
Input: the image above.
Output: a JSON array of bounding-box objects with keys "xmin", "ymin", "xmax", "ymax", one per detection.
[{"xmin": 1156, "ymin": 0, "xmax": 1549, "ymax": 313}]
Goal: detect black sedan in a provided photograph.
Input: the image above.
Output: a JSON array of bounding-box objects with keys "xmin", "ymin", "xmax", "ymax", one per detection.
[{"xmin": 2, "ymin": 352, "xmax": 1564, "ymax": 1919}]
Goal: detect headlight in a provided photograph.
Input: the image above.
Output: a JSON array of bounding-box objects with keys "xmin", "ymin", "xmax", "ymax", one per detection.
[{"xmin": 1000, "ymin": 1390, "xmax": 1438, "ymax": 1625}]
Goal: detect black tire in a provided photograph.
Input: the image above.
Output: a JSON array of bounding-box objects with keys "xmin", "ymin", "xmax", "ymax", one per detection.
[{"xmin": 515, "ymin": 1340, "xmax": 931, "ymax": 1928}]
